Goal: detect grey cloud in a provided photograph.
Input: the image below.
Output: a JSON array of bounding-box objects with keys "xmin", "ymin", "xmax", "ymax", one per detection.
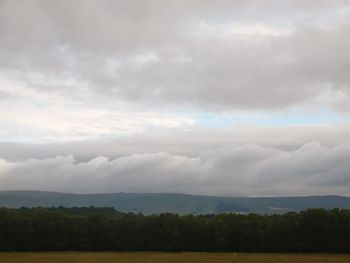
[
  {"xmin": 1, "ymin": 142, "xmax": 350, "ymax": 196},
  {"xmin": 1, "ymin": 0, "xmax": 350, "ymax": 111},
  {"xmin": 2, "ymin": 124, "xmax": 350, "ymax": 161},
  {"xmin": 2, "ymin": 1, "xmax": 350, "ymax": 197}
]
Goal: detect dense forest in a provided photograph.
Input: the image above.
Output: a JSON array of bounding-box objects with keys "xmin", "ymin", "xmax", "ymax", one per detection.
[{"xmin": 0, "ymin": 207, "xmax": 350, "ymax": 252}]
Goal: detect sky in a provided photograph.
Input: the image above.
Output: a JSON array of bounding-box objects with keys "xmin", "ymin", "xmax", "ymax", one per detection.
[{"xmin": 1, "ymin": 0, "xmax": 350, "ymax": 196}]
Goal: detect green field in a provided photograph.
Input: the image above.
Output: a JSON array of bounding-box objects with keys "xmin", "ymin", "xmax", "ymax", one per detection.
[{"xmin": 1, "ymin": 252, "xmax": 350, "ymax": 263}]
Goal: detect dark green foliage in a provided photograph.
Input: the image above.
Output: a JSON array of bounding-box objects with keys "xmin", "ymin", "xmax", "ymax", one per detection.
[{"xmin": 0, "ymin": 207, "xmax": 349, "ymax": 252}]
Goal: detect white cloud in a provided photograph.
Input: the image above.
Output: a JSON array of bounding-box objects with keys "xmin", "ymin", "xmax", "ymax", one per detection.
[
  {"xmin": 196, "ymin": 22, "xmax": 293, "ymax": 39},
  {"xmin": 1, "ymin": 143, "xmax": 350, "ymax": 196},
  {"xmin": 2, "ymin": 124, "xmax": 350, "ymax": 160},
  {"xmin": 129, "ymin": 51, "xmax": 161, "ymax": 66}
]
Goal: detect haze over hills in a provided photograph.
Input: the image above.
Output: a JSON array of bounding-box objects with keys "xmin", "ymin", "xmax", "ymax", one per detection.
[{"xmin": 1, "ymin": 190, "xmax": 349, "ymax": 215}]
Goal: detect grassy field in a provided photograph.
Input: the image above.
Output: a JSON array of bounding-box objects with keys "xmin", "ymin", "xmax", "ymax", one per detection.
[{"xmin": 0, "ymin": 252, "xmax": 350, "ymax": 263}]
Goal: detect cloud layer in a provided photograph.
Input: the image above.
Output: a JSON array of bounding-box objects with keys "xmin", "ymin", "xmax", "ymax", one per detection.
[
  {"xmin": 1, "ymin": 0, "xmax": 350, "ymax": 113},
  {"xmin": 1, "ymin": 1, "xmax": 350, "ymax": 195},
  {"xmin": 1, "ymin": 142, "xmax": 350, "ymax": 196}
]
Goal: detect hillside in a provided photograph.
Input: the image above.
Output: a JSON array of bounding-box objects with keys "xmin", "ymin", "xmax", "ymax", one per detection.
[{"xmin": 0, "ymin": 190, "xmax": 349, "ymax": 214}]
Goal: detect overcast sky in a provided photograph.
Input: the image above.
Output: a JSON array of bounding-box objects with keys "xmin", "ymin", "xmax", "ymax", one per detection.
[{"xmin": 1, "ymin": 0, "xmax": 350, "ymax": 196}]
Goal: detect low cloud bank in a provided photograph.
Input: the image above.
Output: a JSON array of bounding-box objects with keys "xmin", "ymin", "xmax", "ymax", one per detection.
[{"xmin": 1, "ymin": 142, "xmax": 349, "ymax": 196}]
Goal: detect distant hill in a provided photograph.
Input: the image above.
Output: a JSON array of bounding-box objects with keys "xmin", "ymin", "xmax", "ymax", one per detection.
[{"xmin": 0, "ymin": 190, "xmax": 349, "ymax": 214}]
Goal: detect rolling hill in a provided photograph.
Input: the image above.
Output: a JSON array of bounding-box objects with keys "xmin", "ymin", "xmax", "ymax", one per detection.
[{"xmin": 0, "ymin": 190, "xmax": 349, "ymax": 214}]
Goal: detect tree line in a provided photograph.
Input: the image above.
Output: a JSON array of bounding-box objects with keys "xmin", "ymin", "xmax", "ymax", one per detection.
[{"xmin": 0, "ymin": 207, "xmax": 349, "ymax": 252}]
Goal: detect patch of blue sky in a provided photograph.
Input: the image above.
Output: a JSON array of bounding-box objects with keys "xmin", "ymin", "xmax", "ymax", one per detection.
[{"xmin": 194, "ymin": 109, "xmax": 346, "ymax": 128}]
